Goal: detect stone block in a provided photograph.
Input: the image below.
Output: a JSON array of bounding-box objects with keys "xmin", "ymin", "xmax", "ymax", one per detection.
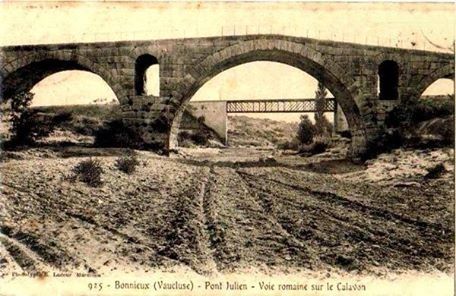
[
  {"xmin": 3, "ymin": 62, "xmax": 15, "ymax": 73},
  {"xmin": 253, "ymin": 40, "xmax": 264, "ymax": 51},
  {"xmin": 200, "ymin": 55, "xmax": 216, "ymax": 70},
  {"xmin": 290, "ymin": 42, "xmax": 303, "ymax": 54},
  {"xmin": 119, "ymin": 68, "xmax": 135, "ymax": 76},
  {"xmin": 211, "ymin": 51, "xmax": 224, "ymax": 64}
]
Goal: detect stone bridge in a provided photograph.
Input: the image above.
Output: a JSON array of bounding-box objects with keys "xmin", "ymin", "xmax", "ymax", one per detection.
[{"xmin": 0, "ymin": 35, "xmax": 454, "ymax": 157}]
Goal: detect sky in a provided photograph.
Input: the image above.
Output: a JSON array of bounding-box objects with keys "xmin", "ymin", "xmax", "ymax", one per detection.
[{"xmin": 1, "ymin": 2, "xmax": 454, "ymax": 122}]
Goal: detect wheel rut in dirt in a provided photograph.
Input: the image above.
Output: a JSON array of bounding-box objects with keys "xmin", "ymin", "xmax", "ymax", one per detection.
[
  {"xmin": 234, "ymin": 168, "xmax": 321, "ymax": 269},
  {"xmin": 156, "ymin": 166, "xmax": 218, "ymax": 274},
  {"xmin": 238, "ymin": 170, "xmax": 451, "ymax": 235},
  {"xmin": 235, "ymin": 169, "xmax": 453, "ymax": 272},
  {"xmin": 0, "ymin": 225, "xmax": 90, "ymax": 272},
  {"xmin": 0, "ymin": 234, "xmax": 44, "ymax": 273},
  {"xmin": 201, "ymin": 166, "xmax": 231, "ymax": 272}
]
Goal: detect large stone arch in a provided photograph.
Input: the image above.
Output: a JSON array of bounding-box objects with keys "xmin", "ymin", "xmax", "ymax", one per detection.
[
  {"xmin": 415, "ymin": 63, "xmax": 455, "ymax": 98},
  {"xmin": 168, "ymin": 39, "xmax": 368, "ymax": 155},
  {"xmin": 0, "ymin": 53, "xmax": 123, "ymax": 102}
]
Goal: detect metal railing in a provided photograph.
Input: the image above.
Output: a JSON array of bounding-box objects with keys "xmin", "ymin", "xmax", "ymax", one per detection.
[{"xmin": 226, "ymin": 98, "xmax": 336, "ymax": 113}]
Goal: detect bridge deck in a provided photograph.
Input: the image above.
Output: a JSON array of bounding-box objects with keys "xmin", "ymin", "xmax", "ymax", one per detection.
[{"xmin": 226, "ymin": 98, "xmax": 336, "ymax": 113}]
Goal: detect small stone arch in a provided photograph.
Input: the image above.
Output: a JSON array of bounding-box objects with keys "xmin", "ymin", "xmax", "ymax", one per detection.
[
  {"xmin": 135, "ymin": 54, "xmax": 159, "ymax": 96},
  {"xmin": 378, "ymin": 60, "xmax": 400, "ymax": 100},
  {"xmin": 167, "ymin": 38, "xmax": 368, "ymax": 155}
]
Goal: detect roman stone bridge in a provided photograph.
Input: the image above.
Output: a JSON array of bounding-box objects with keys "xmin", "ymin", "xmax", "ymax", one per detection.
[{"xmin": 0, "ymin": 35, "xmax": 454, "ymax": 157}]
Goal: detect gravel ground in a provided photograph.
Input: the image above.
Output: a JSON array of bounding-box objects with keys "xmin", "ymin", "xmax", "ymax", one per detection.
[{"xmin": 0, "ymin": 146, "xmax": 453, "ymax": 277}]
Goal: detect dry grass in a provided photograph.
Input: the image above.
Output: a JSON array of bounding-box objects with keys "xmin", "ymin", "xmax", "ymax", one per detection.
[{"xmin": 228, "ymin": 115, "xmax": 298, "ymax": 147}]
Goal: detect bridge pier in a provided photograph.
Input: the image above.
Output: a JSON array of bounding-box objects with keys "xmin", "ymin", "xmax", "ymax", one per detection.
[
  {"xmin": 119, "ymin": 95, "xmax": 378, "ymax": 160},
  {"xmin": 120, "ymin": 95, "xmax": 173, "ymax": 151}
]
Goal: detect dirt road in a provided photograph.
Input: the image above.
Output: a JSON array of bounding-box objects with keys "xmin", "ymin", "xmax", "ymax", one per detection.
[{"xmin": 0, "ymin": 147, "xmax": 454, "ymax": 276}]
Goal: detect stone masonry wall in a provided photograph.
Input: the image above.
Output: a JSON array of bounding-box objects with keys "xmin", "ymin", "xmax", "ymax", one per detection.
[{"xmin": 1, "ymin": 35, "xmax": 453, "ymax": 157}]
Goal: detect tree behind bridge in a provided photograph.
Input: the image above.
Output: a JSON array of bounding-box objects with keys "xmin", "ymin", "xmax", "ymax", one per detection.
[{"xmin": 314, "ymin": 81, "xmax": 333, "ymax": 136}]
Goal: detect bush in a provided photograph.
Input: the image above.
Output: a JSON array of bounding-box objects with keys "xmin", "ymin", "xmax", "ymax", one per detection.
[
  {"xmin": 72, "ymin": 116, "xmax": 103, "ymax": 136},
  {"xmin": 178, "ymin": 130, "xmax": 191, "ymax": 141},
  {"xmin": 8, "ymin": 92, "xmax": 35, "ymax": 145},
  {"xmin": 115, "ymin": 152, "xmax": 140, "ymax": 174},
  {"xmin": 191, "ymin": 130, "xmax": 209, "ymax": 145},
  {"xmin": 71, "ymin": 158, "xmax": 103, "ymax": 187},
  {"xmin": 94, "ymin": 119, "xmax": 145, "ymax": 149},
  {"xmin": 314, "ymin": 82, "xmax": 333, "ymax": 137},
  {"xmin": 311, "ymin": 136, "xmax": 330, "ymax": 154},
  {"xmin": 297, "ymin": 115, "xmax": 316, "ymax": 145},
  {"xmin": 177, "ymin": 131, "xmax": 194, "ymax": 147},
  {"xmin": 5, "ymin": 92, "xmax": 74, "ymax": 148},
  {"xmin": 415, "ymin": 98, "xmax": 454, "ymax": 122},
  {"xmin": 424, "ymin": 163, "xmax": 446, "ymax": 179},
  {"xmin": 385, "ymin": 98, "xmax": 454, "ymax": 128},
  {"xmin": 299, "ymin": 136, "xmax": 331, "ymax": 155},
  {"xmin": 52, "ymin": 111, "xmax": 73, "ymax": 123},
  {"xmin": 315, "ymin": 115, "xmax": 333, "ymax": 136},
  {"xmin": 439, "ymin": 116, "xmax": 455, "ymax": 145},
  {"xmin": 177, "ymin": 129, "xmax": 210, "ymax": 146},
  {"xmin": 277, "ymin": 138, "xmax": 300, "ymax": 150},
  {"xmin": 359, "ymin": 129, "xmax": 405, "ymax": 161}
]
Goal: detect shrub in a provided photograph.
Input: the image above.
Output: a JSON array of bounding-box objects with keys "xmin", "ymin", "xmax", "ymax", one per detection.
[
  {"xmin": 94, "ymin": 119, "xmax": 145, "ymax": 149},
  {"xmin": 299, "ymin": 136, "xmax": 331, "ymax": 155},
  {"xmin": 440, "ymin": 116, "xmax": 455, "ymax": 145},
  {"xmin": 178, "ymin": 130, "xmax": 192, "ymax": 141},
  {"xmin": 385, "ymin": 98, "xmax": 454, "ymax": 128},
  {"xmin": 8, "ymin": 92, "xmax": 35, "ymax": 143},
  {"xmin": 414, "ymin": 98, "xmax": 454, "ymax": 122},
  {"xmin": 315, "ymin": 115, "xmax": 333, "ymax": 137},
  {"xmin": 115, "ymin": 152, "xmax": 140, "ymax": 174},
  {"xmin": 297, "ymin": 115, "xmax": 316, "ymax": 145},
  {"xmin": 412, "ymin": 115, "xmax": 454, "ymax": 147},
  {"xmin": 282, "ymin": 114, "xmax": 332, "ymax": 153},
  {"xmin": 311, "ymin": 136, "xmax": 330, "ymax": 154},
  {"xmin": 71, "ymin": 158, "xmax": 103, "ymax": 187},
  {"xmin": 177, "ymin": 130, "xmax": 194, "ymax": 147},
  {"xmin": 424, "ymin": 163, "xmax": 446, "ymax": 179},
  {"xmin": 359, "ymin": 129, "xmax": 405, "ymax": 161},
  {"xmin": 277, "ymin": 138, "xmax": 300, "ymax": 150},
  {"xmin": 314, "ymin": 82, "xmax": 333, "ymax": 137},
  {"xmin": 7, "ymin": 92, "xmax": 48, "ymax": 146},
  {"xmin": 191, "ymin": 130, "xmax": 209, "ymax": 145},
  {"xmin": 72, "ymin": 116, "xmax": 103, "ymax": 136},
  {"xmin": 52, "ymin": 111, "xmax": 73, "ymax": 123},
  {"xmin": 373, "ymin": 97, "xmax": 455, "ymax": 158},
  {"xmin": 178, "ymin": 129, "xmax": 210, "ymax": 146},
  {"xmin": 5, "ymin": 92, "xmax": 73, "ymax": 147}
]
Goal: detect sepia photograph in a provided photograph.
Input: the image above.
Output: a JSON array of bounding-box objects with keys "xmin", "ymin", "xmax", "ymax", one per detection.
[{"xmin": 0, "ymin": 1, "xmax": 454, "ymax": 295}]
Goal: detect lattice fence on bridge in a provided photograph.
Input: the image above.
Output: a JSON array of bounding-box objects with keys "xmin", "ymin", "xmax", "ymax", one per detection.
[{"xmin": 226, "ymin": 98, "xmax": 336, "ymax": 113}]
